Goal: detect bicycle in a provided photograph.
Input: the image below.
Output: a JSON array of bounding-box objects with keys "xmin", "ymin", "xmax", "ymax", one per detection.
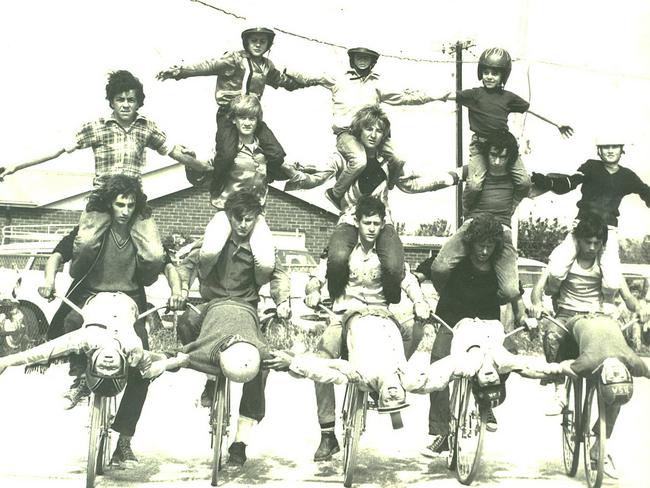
[
  {"xmin": 209, "ymin": 373, "xmax": 231, "ymax": 486},
  {"xmin": 435, "ymin": 313, "xmax": 534, "ymax": 485},
  {"xmin": 56, "ymin": 293, "xmax": 168, "ymax": 488},
  {"xmin": 341, "ymin": 382, "xmax": 368, "ymax": 488},
  {"xmin": 543, "ymin": 313, "xmax": 638, "ymax": 488}
]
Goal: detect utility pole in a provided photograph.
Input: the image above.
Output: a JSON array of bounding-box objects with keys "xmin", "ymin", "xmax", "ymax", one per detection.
[{"xmin": 447, "ymin": 40, "xmax": 474, "ymax": 230}]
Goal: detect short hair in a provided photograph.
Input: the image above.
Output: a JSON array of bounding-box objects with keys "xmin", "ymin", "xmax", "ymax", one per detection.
[
  {"xmin": 224, "ymin": 190, "xmax": 263, "ymax": 219},
  {"xmin": 105, "ymin": 70, "xmax": 145, "ymax": 107},
  {"xmin": 349, "ymin": 105, "xmax": 391, "ymax": 148},
  {"xmin": 355, "ymin": 195, "xmax": 386, "ymax": 221},
  {"xmin": 573, "ymin": 213, "xmax": 608, "ymax": 245},
  {"xmin": 462, "ymin": 214, "xmax": 504, "ymax": 258},
  {"xmin": 480, "ymin": 130, "xmax": 519, "ymax": 168},
  {"xmin": 228, "ymin": 94, "xmax": 263, "ymax": 123},
  {"xmin": 85, "ymin": 175, "xmax": 149, "ymax": 218}
]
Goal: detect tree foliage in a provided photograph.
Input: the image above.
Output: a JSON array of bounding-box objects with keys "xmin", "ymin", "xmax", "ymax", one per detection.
[
  {"xmin": 396, "ymin": 219, "xmax": 450, "ymax": 237},
  {"xmin": 517, "ymin": 217, "xmax": 568, "ymax": 262}
]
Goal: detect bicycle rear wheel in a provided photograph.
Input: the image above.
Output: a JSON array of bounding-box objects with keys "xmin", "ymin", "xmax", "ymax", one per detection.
[
  {"xmin": 455, "ymin": 381, "xmax": 485, "ymax": 485},
  {"xmin": 583, "ymin": 382, "xmax": 605, "ymax": 488},
  {"xmin": 211, "ymin": 376, "xmax": 229, "ymax": 487},
  {"xmin": 562, "ymin": 378, "xmax": 582, "ymax": 476},
  {"xmin": 447, "ymin": 379, "xmax": 461, "ymax": 471},
  {"xmin": 86, "ymin": 394, "xmax": 104, "ymax": 488},
  {"xmin": 343, "ymin": 385, "xmax": 366, "ymax": 488}
]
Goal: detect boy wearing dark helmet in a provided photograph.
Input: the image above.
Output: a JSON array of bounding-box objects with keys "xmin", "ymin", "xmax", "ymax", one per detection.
[
  {"xmin": 444, "ymin": 47, "xmax": 573, "ymax": 212},
  {"xmin": 288, "ymin": 47, "xmax": 448, "ymax": 208},
  {"xmin": 157, "ymin": 26, "xmax": 311, "ymax": 191}
]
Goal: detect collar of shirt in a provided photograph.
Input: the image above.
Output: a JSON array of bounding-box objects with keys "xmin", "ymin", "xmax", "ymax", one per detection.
[
  {"xmin": 105, "ymin": 113, "xmax": 147, "ymax": 129},
  {"xmin": 226, "ymin": 236, "xmax": 252, "ymax": 254},
  {"xmin": 238, "ymin": 138, "xmax": 260, "ymax": 155},
  {"xmin": 346, "ymin": 70, "xmax": 380, "ymax": 82}
]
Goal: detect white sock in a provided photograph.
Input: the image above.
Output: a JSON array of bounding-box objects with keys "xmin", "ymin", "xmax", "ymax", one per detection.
[{"xmin": 234, "ymin": 416, "xmax": 257, "ymax": 444}]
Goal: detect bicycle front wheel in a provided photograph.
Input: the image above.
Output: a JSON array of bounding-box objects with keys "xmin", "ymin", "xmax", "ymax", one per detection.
[
  {"xmin": 562, "ymin": 378, "xmax": 582, "ymax": 476},
  {"xmin": 583, "ymin": 382, "xmax": 605, "ymax": 488},
  {"xmin": 455, "ymin": 383, "xmax": 485, "ymax": 485},
  {"xmin": 343, "ymin": 386, "xmax": 366, "ymax": 488},
  {"xmin": 96, "ymin": 396, "xmax": 115, "ymax": 476},
  {"xmin": 211, "ymin": 376, "xmax": 229, "ymax": 487},
  {"xmin": 86, "ymin": 394, "xmax": 104, "ymax": 488},
  {"xmin": 447, "ymin": 379, "xmax": 461, "ymax": 471}
]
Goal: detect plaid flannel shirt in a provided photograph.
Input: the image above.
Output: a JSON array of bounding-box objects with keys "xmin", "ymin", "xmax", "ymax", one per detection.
[{"xmin": 66, "ymin": 114, "xmax": 170, "ymax": 186}]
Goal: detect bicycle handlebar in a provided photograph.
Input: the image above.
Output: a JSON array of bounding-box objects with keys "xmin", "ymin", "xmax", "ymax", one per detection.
[{"xmin": 55, "ymin": 293, "xmax": 173, "ymax": 322}]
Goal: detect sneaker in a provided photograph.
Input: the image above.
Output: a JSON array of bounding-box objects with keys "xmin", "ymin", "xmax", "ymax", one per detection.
[
  {"xmin": 421, "ymin": 434, "xmax": 449, "ymax": 458},
  {"xmin": 545, "ymin": 383, "xmax": 566, "ymax": 416},
  {"xmin": 111, "ymin": 436, "xmax": 139, "ymax": 466},
  {"xmin": 228, "ymin": 441, "xmax": 247, "ymax": 466},
  {"xmin": 200, "ymin": 379, "xmax": 215, "ymax": 408},
  {"xmin": 63, "ymin": 376, "xmax": 91, "ymax": 410},
  {"xmin": 313, "ymin": 432, "xmax": 340, "ymax": 461},
  {"xmin": 484, "ymin": 406, "xmax": 497, "ymax": 433},
  {"xmin": 325, "ymin": 188, "xmax": 341, "ymax": 211}
]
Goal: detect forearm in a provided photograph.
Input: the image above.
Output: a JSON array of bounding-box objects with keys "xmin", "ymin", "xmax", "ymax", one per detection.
[
  {"xmin": 289, "ymin": 355, "xmax": 350, "ymax": 384},
  {"xmin": 12, "ymin": 148, "xmax": 66, "ymax": 172},
  {"xmin": 396, "ymin": 169, "xmax": 458, "ymax": 194},
  {"xmin": 43, "ymin": 253, "xmax": 63, "ymax": 288},
  {"xmin": 164, "ymin": 263, "xmax": 183, "ymax": 297}
]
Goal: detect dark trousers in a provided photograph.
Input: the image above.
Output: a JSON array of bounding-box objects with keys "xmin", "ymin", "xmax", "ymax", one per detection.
[
  {"xmin": 326, "ymin": 223, "xmax": 405, "ymax": 304},
  {"xmin": 64, "ymin": 287, "xmax": 149, "ymax": 437},
  {"xmin": 215, "ymin": 108, "xmax": 285, "ymax": 176},
  {"xmin": 177, "ymin": 307, "xmax": 268, "ymax": 422}
]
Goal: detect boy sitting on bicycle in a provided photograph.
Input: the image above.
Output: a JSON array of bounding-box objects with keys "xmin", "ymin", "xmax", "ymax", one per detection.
[
  {"xmin": 531, "ymin": 213, "xmax": 650, "ymax": 479},
  {"xmin": 267, "ymin": 195, "xmax": 430, "ymax": 462},
  {"xmin": 149, "ymin": 190, "xmax": 291, "ymax": 467}
]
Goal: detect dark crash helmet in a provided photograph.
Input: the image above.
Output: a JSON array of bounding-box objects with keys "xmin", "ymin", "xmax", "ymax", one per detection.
[
  {"xmin": 599, "ymin": 358, "xmax": 633, "ymax": 406},
  {"xmin": 241, "ymin": 27, "xmax": 275, "ymax": 52},
  {"xmin": 347, "ymin": 47, "xmax": 380, "ymax": 72},
  {"xmin": 477, "ymin": 47, "xmax": 512, "ymax": 85},
  {"xmin": 85, "ymin": 345, "xmax": 129, "ymax": 397}
]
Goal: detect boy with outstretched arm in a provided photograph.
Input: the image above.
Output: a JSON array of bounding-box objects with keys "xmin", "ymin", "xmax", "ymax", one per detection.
[{"xmin": 444, "ymin": 47, "xmax": 573, "ymax": 212}]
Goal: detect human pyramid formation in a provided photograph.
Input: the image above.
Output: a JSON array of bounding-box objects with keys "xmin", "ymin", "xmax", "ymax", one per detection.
[{"xmin": 1, "ymin": 25, "xmax": 650, "ymax": 482}]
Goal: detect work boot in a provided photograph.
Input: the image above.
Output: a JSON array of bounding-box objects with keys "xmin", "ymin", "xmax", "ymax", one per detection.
[
  {"xmin": 111, "ymin": 435, "xmax": 139, "ymax": 466},
  {"xmin": 63, "ymin": 376, "xmax": 91, "ymax": 410},
  {"xmin": 200, "ymin": 379, "xmax": 216, "ymax": 408},
  {"xmin": 228, "ymin": 441, "xmax": 247, "ymax": 466},
  {"xmin": 313, "ymin": 432, "xmax": 340, "ymax": 461}
]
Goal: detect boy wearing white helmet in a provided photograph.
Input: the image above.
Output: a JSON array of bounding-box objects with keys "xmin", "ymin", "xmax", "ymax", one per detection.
[
  {"xmin": 444, "ymin": 47, "xmax": 574, "ymax": 212},
  {"xmin": 157, "ymin": 26, "xmax": 311, "ymax": 191},
  {"xmin": 531, "ymin": 132, "xmax": 650, "ymax": 299},
  {"xmin": 287, "ymin": 47, "xmax": 448, "ymax": 209}
]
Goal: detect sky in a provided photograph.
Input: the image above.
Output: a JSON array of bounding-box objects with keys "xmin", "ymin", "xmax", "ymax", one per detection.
[{"xmin": 1, "ymin": 0, "xmax": 649, "ymax": 236}]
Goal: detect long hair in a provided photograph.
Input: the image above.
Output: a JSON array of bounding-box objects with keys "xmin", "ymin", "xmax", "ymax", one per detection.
[
  {"xmin": 462, "ymin": 214, "xmax": 505, "ymax": 260},
  {"xmin": 349, "ymin": 105, "xmax": 391, "ymax": 149},
  {"xmin": 105, "ymin": 70, "xmax": 145, "ymax": 107},
  {"xmin": 85, "ymin": 175, "xmax": 149, "ymax": 219},
  {"xmin": 228, "ymin": 94, "xmax": 263, "ymax": 123}
]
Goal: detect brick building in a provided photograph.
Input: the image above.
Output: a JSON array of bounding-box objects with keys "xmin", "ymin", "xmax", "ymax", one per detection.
[{"xmin": 1, "ymin": 166, "xmax": 441, "ymax": 268}]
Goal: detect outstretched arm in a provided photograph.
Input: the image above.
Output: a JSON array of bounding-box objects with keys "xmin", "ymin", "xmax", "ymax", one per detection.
[
  {"xmin": 494, "ymin": 347, "xmax": 564, "ymax": 378},
  {"xmin": 157, "ymin": 56, "xmax": 228, "ymax": 80},
  {"xmin": 1, "ymin": 148, "xmax": 66, "ymax": 180},
  {"xmin": 526, "ymin": 110, "xmax": 574, "ymax": 138},
  {"xmin": 141, "ymin": 352, "xmax": 190, "ymax": 379},
  {"xmin": 283, "ymin": 157, "xmax": 340, "ymax": 192},
  {"xmin": 395, "ymin": 166, "xmax": 463, "ymax": 194}
]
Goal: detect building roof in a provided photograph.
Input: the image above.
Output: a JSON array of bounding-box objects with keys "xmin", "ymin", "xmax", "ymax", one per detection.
[{"xmin": 0, "ymin": 162, "xmax": 339, "ymax": 216}]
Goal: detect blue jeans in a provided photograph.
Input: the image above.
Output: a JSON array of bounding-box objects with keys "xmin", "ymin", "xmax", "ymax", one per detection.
[
  {"xmin": 431, "ymin": 219, "xmax": 520, "ymax": 302},
  {"xmin": 326, "ymin": 223, "xmax": 405, "ymax": 304}
]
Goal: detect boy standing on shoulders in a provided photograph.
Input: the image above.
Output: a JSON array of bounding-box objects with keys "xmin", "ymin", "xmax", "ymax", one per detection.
[
  {"xmin": 157, "ymin": 26, "xmax": 311, "ymax": 186},
  {"xmin": 532, "ymin": 132, "xmax": 650, "ymax": 300},
  {"xmin": 287, "ymin": 47, "xmax": 448, "ymax": 208},
  {"xmin": 445, "ymin": 47, "xmax": 573, "ymax": 211}
]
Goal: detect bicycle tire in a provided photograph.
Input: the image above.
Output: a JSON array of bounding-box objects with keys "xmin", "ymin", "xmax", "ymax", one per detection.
[
  {"xmin": 562, "ymin": 378, "xmax": 582, "ymax": 476},
  {"xmin": 86, "ymin": 394, "xmax": 103, "ymax": 488},
  {"xmin": 583, "ymin": 382, "xmax": 605, "ymax": 488},
  {"xmin": 447, "ymin": 379, "xmax": 460, "ymax": 471},
  {"xmin": 211, "ymin": 376, "xmax": 229, "ymax": 487},
  {"xmin": 96, "ymin": 396, "xmax": 115, "ymax": 475},
  {"xmin": 455, "ymin": 381, "xmax": 485, "ymax": 485},
  {"xmin": 343, "ymin": 386, "xmax": 366, "ymax": 488}
]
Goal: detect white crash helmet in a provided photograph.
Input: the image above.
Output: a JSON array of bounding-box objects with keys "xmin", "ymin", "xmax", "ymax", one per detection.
[
  {"xmin": 219, "ymin": 341, "xmax": 261, "ymax": 383},
  {"xmin": 600, "ymin": 358, "xmax": 633, "ymax": 406}
]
